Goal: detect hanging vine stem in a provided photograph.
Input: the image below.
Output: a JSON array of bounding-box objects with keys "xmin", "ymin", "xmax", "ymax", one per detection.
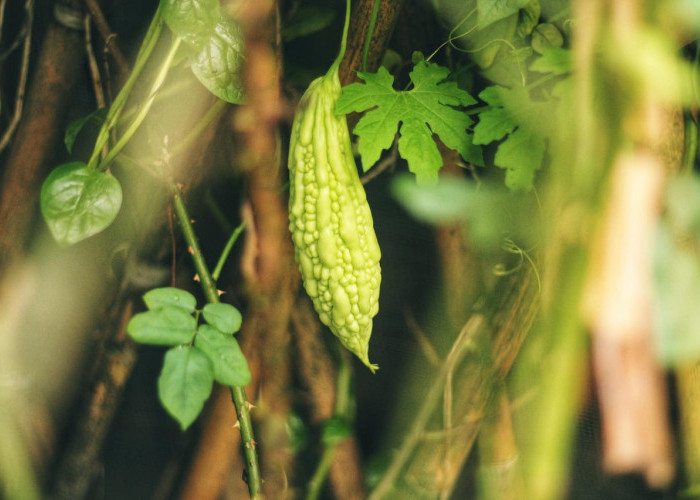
[
  {"xmin": 87, "ymin": 7, "xmax": 164, "ymax": 169},
  {"xmin": 169, "ymin": 180, "xmax": 263, "ymax": 499},
  {"xmin": 97, "ymin": 37, "xmax": 182, "ymax": 171}
]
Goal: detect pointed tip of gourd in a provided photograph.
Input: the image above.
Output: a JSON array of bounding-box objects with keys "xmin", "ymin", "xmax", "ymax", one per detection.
[{"xmin": 354, "ymin": 349, "xmax": 378, "ymax": 374}]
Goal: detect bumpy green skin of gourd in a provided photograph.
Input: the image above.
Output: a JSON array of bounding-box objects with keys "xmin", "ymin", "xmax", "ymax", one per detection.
[{"xmin": 288, "ymin": 67, "xmax": 381, "ymax": 372}]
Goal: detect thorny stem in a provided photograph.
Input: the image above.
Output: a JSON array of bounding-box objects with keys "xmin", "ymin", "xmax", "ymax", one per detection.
[
  {"xmin": 306, "ymin": 350, "xmax": 353, "ymax": 500},
  {"xmin": 169, "ymin": 181, "xmax": 263, "ymax": 499}
]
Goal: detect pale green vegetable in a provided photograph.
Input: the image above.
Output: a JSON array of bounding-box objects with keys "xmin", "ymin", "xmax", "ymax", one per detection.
[{"xmin": 287, "ymin": 63, "xmax": 381, "ymax": 372}]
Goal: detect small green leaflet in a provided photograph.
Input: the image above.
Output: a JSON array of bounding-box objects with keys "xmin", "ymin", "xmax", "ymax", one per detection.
[
  {"xmin": 127, "ymin": 287, "xmax": 250, "ymax": 429},
  {"xmin": 336, "ymin": 62, "xmax": 483, "ymax": 184},
  {"xmin": 158, "ymin": 346, "xmax": 214, "ymax": 430},
  {"xmin": 144, "ymin": 287, "xmax": 197, "ymax": 312},
  {"xmin": 40, "ymin": 162, "xmax": 122, "ymax": 246},
  {"xmin": 202, "ymin": 303, "xmax": 242, "ymax": 334},
  {"xmin": 195, "ymin": 325, "xmax": 251, "ymax": 386},
  {"xmin": 473, "ymin": 86, "xmax": 549, "ymax": 191},
  {"xmin": 127, "ymin": 307, "xmax": 197, "ymax": 345}
]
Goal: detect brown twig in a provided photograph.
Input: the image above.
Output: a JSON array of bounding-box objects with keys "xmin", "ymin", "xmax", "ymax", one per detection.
[
  {"xmin": 369, "ymin": 266, "xmax": 539, "ymax": 499},
  {"xmin": 338, "ymin": 0, "xmax": 402, "ymax": 86},
  {"xmin": 82, "ymin": 0, "xmax": 130, "ymax": 77},
  {"xmin": 0, "ymin": 0, "xmax": 33, "ymax": 154},
  {"xmin": 0, "ymin": 0, "xmax": 85, "ymax": 272},
  {"xmin": 83, "ymin": 14, "xmax": 106, "ymax": 110},
  {"xmin": 360, "ymin": 137, "xmax": 397, "ymax": 185}
]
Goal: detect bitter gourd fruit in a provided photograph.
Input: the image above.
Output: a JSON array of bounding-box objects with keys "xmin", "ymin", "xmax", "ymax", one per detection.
[{"xmin": 287, "ymin": 56, "xmax": 381, "ymax": 372}]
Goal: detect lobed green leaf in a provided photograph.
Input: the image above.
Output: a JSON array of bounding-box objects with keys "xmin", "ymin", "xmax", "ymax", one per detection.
[
  {"xmin": 158, "ymin": 346, "xmax": 214, "ymax": 430},
  {"xmin": 202, "ymin": 303, "xmax": 242, "ymax": 334},
  {"xmin": 194, "ymin": 325, "xmax": 251, "ymax": 386},
  {"xmin": 530, "ymin": 47, "xmax": 571, "ymax": 75},
  {"xmin": 493, "ymin": 127, "xmax": 545, "ymax": 191},
  {"xmin": 40, "ymin": 162, "xmax": 122, "ymax": 246},
  {"xmin": 127, "ymin": 307, "xmax": 197, "ymax": 345},
  {"xmin": 336, "ymin": 62, "xmax": 482, "ymax": 183}
]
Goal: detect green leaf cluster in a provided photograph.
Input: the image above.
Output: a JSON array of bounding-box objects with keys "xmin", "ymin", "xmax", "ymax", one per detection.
[
  {"xmin": 161, "ymin": 0, "xmax": 245, "ymax": 103},
  {"xmin": 127, "ymin": 287, "xmax": 250, "ymax": 429},
  {"xmin": 336, "ymin": 61, "xmax": 483, "ymax": 184},
  {"xmin": 433, "ymin": 0, "xmax": 569, "ymax": 87},
  {"xmin": 472, "ymin": 50, "xmax": 571, "ymax": 191}
]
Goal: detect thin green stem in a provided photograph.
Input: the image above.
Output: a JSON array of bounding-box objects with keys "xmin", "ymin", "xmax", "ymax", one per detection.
[
  {"xmin": 361, "ymin": 0, "xmax": 381, "ymax": 72},
  {"xmin": 171, "ymin": 99, "xmax": 227, "ymax": 159},
  {"xmin": 169, "ymin": 180, "xmax": 262, "ymax": 499},
  {"xmin": 212, "ymin": 221, "xmax": 246, "ymax": 282},
  {"xmin": 330, "ymin": 0, "xmax": 352, "ymax": 74},
  {"xmin": 97, "ymin": 38, "xmax": 182, "ymax": 171},
  {"xmin": 335, "ymin": 349, "xmax": 352, "ymax": 414},
  {"xmin": 682, "ymin": 114, "xmax": 698, "ymax": 176},
  {"xmin": 169, "ymin": 181, "xmax": 219, "ymax": 303},
  {"xmin": 88, "ymin": 8, "xmax": 164, "ymax": 169},
  {"xmin": 205, "ymin": 190, "xmax": 234, "ymax": 234},
  {"xmin": 306, "ymin": 445, "xmax": 336, "ymax": 500}
]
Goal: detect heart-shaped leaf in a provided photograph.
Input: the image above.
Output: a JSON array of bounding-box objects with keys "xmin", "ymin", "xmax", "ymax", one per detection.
[
  {"xmin": 40, "ymin": 162, "xmax": 122, "ymax": 246},
  {"xmin": 162, "ymin": 0, "xmax": 220, "ymax": 46},
  {"xmin": 191, "ymin": 18, "xmax": 245, "ymax": 104},
  {"xmin": 158, "ymin": 346, "xmax": 214, "ymax": 429}
]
